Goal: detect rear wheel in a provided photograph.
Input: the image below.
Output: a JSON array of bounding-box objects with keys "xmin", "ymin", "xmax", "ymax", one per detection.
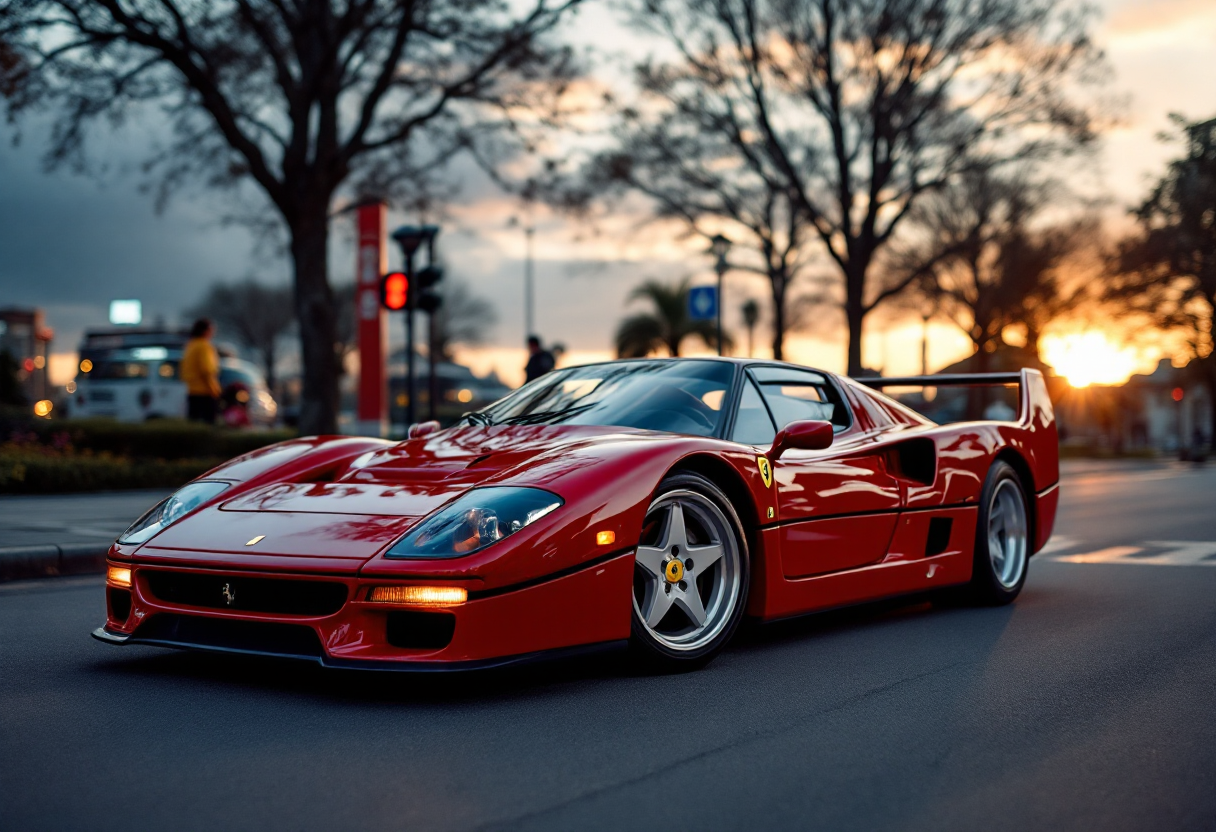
[
  {"xmin": 629, "ymin": 472, "xmax": 749, "ymax": 671},
  {"xmin": 963, "ymin": 460, "xmax": 1030, "ymax": 605}
]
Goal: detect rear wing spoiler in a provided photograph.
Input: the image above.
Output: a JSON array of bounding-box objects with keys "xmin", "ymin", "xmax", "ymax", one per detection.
[{"xmin": 857, "ymin": 368, "xmax": 1054, "ymax": 429}]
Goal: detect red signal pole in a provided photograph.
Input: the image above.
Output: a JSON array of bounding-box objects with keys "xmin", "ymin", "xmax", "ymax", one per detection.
[{"xmin": 355, "ymin": 201, "xmax": 388, "ymax": 437}]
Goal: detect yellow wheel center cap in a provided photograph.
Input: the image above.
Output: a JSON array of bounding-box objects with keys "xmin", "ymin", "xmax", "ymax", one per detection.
[{"xmin": 665, "ymin": 559, "xmax": 685, "ymax": 583}]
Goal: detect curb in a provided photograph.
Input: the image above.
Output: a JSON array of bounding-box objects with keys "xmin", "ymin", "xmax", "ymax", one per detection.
[{"xmin": 0, "ymin": 543, "xmax": 109, "ymax": 583}]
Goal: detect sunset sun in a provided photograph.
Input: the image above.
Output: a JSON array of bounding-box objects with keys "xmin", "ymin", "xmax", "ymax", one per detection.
[{"xmin": 1040, "ymin": 331, "xmax": 1141, "ymax": 388}]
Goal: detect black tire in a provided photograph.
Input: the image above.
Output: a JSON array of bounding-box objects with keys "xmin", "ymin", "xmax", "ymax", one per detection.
[
  {"xmin": 961, "ymin": 460, "xmax": 1030, "ymax": 606},
  {"xmin": 629, "ymin": 472, "xmax": 750, "ymax": 672}
]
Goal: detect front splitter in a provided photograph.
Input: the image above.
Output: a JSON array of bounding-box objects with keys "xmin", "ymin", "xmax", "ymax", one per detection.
[{"xmin": 92, "ymin": 626, "xmax": 627, "ymax": 672}]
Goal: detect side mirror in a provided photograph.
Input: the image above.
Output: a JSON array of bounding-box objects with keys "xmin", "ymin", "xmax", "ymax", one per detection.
[{"xmin": 769, "ymin": 420, "xmax": 833, "ymax": 460}]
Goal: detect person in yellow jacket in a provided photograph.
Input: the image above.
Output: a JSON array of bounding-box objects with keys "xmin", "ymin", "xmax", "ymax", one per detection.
[{"xmin": 181, "ymin": 318, "xmax": 222, "ymax": 423}]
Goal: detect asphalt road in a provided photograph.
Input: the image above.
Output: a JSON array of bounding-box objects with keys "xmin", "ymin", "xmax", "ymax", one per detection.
[{"xmin": 2, "ymin": 461, "xmax": 1215, "ymax": 831}]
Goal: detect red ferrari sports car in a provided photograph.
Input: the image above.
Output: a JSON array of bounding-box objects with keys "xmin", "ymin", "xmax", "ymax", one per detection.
[{"xmin": 94, "ymin": 358, "xmax": 1058, "ymax": 670}]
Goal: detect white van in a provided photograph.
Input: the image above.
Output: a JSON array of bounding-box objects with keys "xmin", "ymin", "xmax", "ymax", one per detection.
[{"xmin": 69, "ymin": 346, "xmax": 277, "ymax": 425}]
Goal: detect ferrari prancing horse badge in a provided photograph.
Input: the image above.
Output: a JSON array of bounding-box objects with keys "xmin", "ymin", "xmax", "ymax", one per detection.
[{"xmin": 757, "ymin": 456, "xmax": 773, "ymax": 488}]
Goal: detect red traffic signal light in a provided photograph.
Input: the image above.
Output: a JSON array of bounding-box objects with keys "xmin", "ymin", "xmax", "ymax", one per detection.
[{"xmin": 380, "ymin": 272, "xmax": 409, "ymax": 310}]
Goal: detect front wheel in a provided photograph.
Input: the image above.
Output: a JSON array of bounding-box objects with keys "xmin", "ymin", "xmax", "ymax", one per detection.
[
  {"xmin": 964, "ymin": 460, "xmax": 1030, "ymax": 605},
  {"xmin": 629, "ymin": 472, "xmax": 750, "ymax": 671}
]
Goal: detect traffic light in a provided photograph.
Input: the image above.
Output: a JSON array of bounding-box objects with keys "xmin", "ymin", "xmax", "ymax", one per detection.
[
  {"xmin": 415, "ymin": 265, "xmax": 444, "ymax": 314},
  {"xmin": 380, "ymin": 271, "xmax": 408, "ymax": 310}
]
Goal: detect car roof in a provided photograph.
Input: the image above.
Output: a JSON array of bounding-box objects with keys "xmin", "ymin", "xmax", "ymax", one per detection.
[{"xmin": 554, "ymin": 355, "xmax": 838, "ymax": 376}]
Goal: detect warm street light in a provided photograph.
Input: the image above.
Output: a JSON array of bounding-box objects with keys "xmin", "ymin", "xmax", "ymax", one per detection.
[{"xmin": 710, "ymin": 234, "xmax": 731, "ymax": 356}]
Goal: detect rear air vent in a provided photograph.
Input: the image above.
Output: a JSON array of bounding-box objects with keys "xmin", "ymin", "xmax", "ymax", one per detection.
[
  {"xmin": 925, "ymin": 517, "xmax": 953, "ymax": 557},
  {"xmin": 386, "ymin": 611, "xmax": 456, "ymax": 650}
]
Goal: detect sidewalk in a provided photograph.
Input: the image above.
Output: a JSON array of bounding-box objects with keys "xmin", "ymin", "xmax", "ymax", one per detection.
[
  {"xmin": 0, "ymin": 490, "xmax": 168, "ymax": 580},
  {"xmin": 0, "ymin": 489, "xmax": 167, "ymax": 548}
]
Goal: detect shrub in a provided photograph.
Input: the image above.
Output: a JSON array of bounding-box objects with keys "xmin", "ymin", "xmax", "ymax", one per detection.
[
  {"xmin": 25, "ymin": 418, "xmax": 296, "ymax": 461},
  {"xmin": 0, "ymin": 446, "xmax": 216, "ymax": 494},
  {"xmin": 0, "ymin": 419, "xmax": 297, "ymax": 493}
]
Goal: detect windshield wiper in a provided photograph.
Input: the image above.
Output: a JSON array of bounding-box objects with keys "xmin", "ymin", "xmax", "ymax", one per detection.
[
  {"xmin": 499, "ymin": 404, "xmax": 595, "ymax": 426},
  {"xmin": 462, "ymin": 410, "xmax": 495, "ymax": 426}
]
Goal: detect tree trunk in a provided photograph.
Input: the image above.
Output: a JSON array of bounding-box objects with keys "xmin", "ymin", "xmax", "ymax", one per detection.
[
  {"xmin": 845, "ymin": 298, "xmax": 864, "ymax": 376},
  {"xmin": 770, "ymin": 269, "xmax": 786, "ymax": 361},
  {"xmin": 289, "ymin": 201, "xmax": 340, "ymax": 436},
  {"xmin": 844, "ymin": 256, "xmax": 868, "ymax": 375}
]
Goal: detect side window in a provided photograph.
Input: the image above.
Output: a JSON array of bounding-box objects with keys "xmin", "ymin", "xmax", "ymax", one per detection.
[
  {"xmin": 731, "ymin": 379, "xmax": 777, "ymax": 446},
  {"xmin": 751, "ymin": 367, "xmax": 850, "ymax": 432}
]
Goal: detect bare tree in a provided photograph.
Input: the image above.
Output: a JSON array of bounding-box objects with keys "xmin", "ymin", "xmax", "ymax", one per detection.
[
  {"xmin": 591, "ymin": 0, "xmax": 1102, "ymax": 373},
  {"xmin": 188, "ymin": 279, "xmax": 295, "ymax": 391},
  {"xmin": 579, "ymin": 134, "xmax": 818, "ymax": 360},
  {"xmin": 1107, "ymin": 115, "xmax": 1216, "ymax": 442},
  {"xmin": 897, "ymin": 167, "xmax": 1088, "ymax": 367},
  {"xmin": 0, "ymin": 27, "xmax": 27, "ymax": 99},
  {"xmin": 3, "ymin": 0, "xmax": 581, "ymax": 433}
]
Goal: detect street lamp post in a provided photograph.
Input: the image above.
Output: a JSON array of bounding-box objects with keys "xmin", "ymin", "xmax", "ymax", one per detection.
[{"xmin": 710, "ymin": 234, "xmax": 731, "ymax": 356}]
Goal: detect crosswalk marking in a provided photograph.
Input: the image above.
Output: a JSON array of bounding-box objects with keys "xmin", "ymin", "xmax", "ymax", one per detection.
[
  {"xmin": 1055, "ymin": 546, "xmax": 1144, "ymax": 564},
  {"xmin": 1048, "ymin": 540, "xmax": 1216, "ymax": 567},
  {"xmin": 1140, "ymin": 541, "xmax": 1216, "ymax": 566}
]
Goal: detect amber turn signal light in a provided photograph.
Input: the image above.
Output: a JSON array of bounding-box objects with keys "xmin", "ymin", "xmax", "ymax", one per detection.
[
  {"xmin": 368, "ymin": 585, "xmax": 467, "ymax": 607},
  {"xmin": 596, "ymin": 530, "xmax": 616, "ymax": 546},
  {"xmin": 106, "ymin": 565, "xmax": 132, "ymax": 589}
]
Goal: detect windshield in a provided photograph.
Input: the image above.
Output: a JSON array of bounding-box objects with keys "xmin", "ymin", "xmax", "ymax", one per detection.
[{"xmin": 477, "ymin": 360, "xmax": 735, "ymax": 437}]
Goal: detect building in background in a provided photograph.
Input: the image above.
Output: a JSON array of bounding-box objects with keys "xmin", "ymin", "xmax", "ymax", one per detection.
[{"xmin": 0, "ymin": 307, "xmax": 54, "ymax": 407}]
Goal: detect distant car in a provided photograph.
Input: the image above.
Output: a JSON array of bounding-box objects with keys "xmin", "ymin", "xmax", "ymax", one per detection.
[
  {"xmin": 94, "ymin": 359, "xmax": 1058, "ymax": 671},
  {"xmin": 70, "ymin": 347, "xmax": 277, "ymax": 426}
]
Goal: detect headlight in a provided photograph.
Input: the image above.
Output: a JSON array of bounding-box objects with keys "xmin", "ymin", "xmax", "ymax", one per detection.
[
  {"xmin": 119, "ymin": 481, "xmax": 231, "ymax": 545},
  {"xmin": 386, "ymin": 487, "xmax": 563, "ymax": 559}
]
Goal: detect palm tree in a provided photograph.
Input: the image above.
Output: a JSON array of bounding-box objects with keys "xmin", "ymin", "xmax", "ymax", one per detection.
[
  {"xmin": 615, "ymin": 277, "xmax": 730, "ymax": 357},
  {"xmin": 740, "ymin": 299, "xmax": 760, "ymax": 358}
]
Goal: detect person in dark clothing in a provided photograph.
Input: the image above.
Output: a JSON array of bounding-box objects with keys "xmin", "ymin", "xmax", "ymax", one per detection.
[{"xmin": 524, "ymin": 335, "xmax": 556, "ymax": 383}]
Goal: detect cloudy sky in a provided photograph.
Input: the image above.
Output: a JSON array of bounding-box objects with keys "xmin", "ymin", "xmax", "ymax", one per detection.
[{"xmin": 1, "ymin": 0, "xmax": 1213, "ymax": 388}]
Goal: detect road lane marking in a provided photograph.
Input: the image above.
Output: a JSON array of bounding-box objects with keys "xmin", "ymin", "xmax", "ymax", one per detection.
[
  {"xmin": 1050, "ymin": 541, "xmax": 1216, "ymax": 567},
  {"xmin": 1055, "ymin": 546, "xmax": 1143, "ymax": 564},
  {"xmin": 1140, "ymin": 541, "xmax": 1216, "ymax": 566}
]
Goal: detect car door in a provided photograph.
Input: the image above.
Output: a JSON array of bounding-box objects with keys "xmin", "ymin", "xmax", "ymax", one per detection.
[{"xmin": 735, "ymin": 366, "xmax": 902, "ymax": 579}]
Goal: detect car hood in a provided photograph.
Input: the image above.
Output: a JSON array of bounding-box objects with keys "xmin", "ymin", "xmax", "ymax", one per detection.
[
  {"xmin": 219, "ymin": 424, "xmax": 659, "ymax": 516},
  {"xmin": 134, "ymin": 424, "xmax": 727, "ymax": 578}
]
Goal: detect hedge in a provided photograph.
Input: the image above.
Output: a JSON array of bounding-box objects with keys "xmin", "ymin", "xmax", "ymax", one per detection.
[
  {"xmin": 0, "ymin": 418, "xmax": 298, "ymax": 493},
  {"xmin": 0, "ymin": 449, "xmax": 219, "ymax": 494},
  {"xmin": 25, "ymin": 418, "xmax": 296, "ymax": 461}
]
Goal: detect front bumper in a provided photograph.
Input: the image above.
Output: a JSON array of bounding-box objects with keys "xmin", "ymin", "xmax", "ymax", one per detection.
[{"xmin": 95, "ymin": 551, "xmax": 634, "ymax": 670}]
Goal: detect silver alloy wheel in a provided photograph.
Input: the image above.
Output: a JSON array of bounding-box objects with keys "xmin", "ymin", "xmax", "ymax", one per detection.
[
  {"xmin": 632, "ymin": 489, "xmax": 743, "ymax": 652},
  {"xmin": 987, "ymin": 478, "xmax": 1028, "ymax": 589}
]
